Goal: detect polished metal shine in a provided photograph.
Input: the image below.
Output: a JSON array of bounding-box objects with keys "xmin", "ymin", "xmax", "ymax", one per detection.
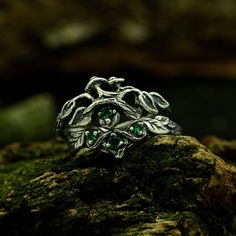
[{"xmin": 56, "ymin": 76, "xmax": 182, "ymax": 158}]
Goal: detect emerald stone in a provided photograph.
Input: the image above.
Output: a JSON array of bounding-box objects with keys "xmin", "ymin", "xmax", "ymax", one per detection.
[
  {"xmin": 86, "ymin": 130, "xmax": 98, "ymax": 145},
  {"xmin": 106, "ymin": 133, "xmax": 124, "ymax": 151},
  {"xmin": 130, "ymin": 122, "xmax": 143, "ymax": 136},
  {"xmin": 98, "ymin": 107, "xmax": 115, "ymax": 120},
  {"xmin": 87, "ymin": 133, "xmax": 97, "ymax": 141}
]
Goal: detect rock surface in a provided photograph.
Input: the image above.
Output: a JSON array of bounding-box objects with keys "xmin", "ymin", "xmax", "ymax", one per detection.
[
  {"xmin": 202, "ymin": 135, "xmax": 236, "ymax": 164},
  {"xmin": 0, "ymin": 135, "xmax": 235, "ymax": 236}
]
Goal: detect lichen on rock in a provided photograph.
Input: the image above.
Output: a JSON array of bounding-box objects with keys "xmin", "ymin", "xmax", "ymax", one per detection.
[{"xmin": 0, "ymin": 135, "xmax": 235, "ymax": 235}]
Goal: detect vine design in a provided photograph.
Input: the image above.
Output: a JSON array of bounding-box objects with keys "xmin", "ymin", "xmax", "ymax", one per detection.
[{"xmin": 56, "ymin": 76, "xmax": 181, "ymax": 158}]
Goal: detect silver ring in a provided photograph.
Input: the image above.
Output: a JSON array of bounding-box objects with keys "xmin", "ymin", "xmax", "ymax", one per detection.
[{"xmin": 56, "ymin": 76, "xmax": 182, "ymax": 158}]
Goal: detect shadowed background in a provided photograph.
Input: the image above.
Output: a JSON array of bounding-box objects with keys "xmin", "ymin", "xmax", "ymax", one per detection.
[{"xmin": 0, "ymin": 0, "xmax": 236, "ymax": 146}]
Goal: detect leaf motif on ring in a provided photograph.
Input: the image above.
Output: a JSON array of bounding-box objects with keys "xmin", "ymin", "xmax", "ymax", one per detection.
[
  {"xmin": 69, "ymin": 107, "xmax": 92, "ymax": 126},
  {"xmin": 143, "ymin": 118, "xmax": 170, "ymax": 134},
  {"xmin": 64, "ymin": 126, "xmax": 85, "ymax": 150},
  {"xmin": 58, "ymin": 100, "xmax": 76, "ymax": 120},
  {"xmin": 155, "ymin": 115, "xmax": 170, "ymax": 125},
  {"xmin": 149, "ymin": 92, "xmax": 170, "ymax": 109},
  {"xmin": 56, "ymin": 76, "xmax": 182, "ymax": 158},
  {"xmin": 74, "ymin": 132, "xmax": 85, "ymax": 149}
]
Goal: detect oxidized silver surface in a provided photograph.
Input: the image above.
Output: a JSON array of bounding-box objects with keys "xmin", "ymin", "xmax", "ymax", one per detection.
[{"xmin": 56, "ymin": 76, "xmax": 182, "ymax": 158}]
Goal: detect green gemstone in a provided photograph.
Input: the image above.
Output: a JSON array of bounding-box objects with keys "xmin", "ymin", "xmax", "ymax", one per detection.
[
  {"xmin": 106, "ymin": 133, "xmax": 124, "ymax": 151},
  {"xmin": 86, "ymin": 130, "xmax": 98, "ymax": 144},
  {"xmin": 130, "ymin": 122, "xmax": 143, "ymax": 136},
  {"xmin": 87, "ymin": 133, "xmax": 97, "ymax": 141},
  {"xmin": 98, "ymin": 107, "xmax": 114, "ymax": 120}
]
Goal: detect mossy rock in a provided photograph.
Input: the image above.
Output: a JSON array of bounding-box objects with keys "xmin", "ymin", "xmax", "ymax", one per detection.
[{"xmin": 0, "ymin": 135, "xmax": 235, "ymax": 236}]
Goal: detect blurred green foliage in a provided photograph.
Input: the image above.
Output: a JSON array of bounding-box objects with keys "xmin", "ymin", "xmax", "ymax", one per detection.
[{"xmin": 1, "ymin": 0, "xmax": 236, "ymax": 73}]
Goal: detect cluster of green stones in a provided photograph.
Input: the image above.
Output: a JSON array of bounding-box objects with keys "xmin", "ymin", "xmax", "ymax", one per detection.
[{"xmin": 85, "ymin": 106, "xmax": 146, "ymax": 155}]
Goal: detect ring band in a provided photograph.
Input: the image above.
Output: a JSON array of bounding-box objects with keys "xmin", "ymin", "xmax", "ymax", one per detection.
[{"xmin": 56, "ymin": 76, "xmax": 182, "ymax": 158}]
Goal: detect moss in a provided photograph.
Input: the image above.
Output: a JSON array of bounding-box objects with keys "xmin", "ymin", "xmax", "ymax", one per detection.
[
  {"xmin": 0, "ymin": 135, "xmax": 235, "ymax": 235},
  {"xmin": 0, "ymin": 94, "xmax": 56, "ymax": 147}
]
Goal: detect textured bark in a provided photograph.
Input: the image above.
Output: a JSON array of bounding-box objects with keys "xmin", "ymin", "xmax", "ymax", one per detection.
[{"xmin": 0, "ymin": 135, "xmax": 235, "ymax": 236}]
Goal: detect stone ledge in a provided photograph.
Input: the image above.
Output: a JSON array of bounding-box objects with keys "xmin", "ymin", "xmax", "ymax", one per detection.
[{"xmin": 0, "ymin": 135, "xmax": 235, "ymax": 235}]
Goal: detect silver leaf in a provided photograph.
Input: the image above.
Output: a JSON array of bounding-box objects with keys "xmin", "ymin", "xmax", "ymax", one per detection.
[
  {"xmin": 66, "ymin": 127, "xmax": 85, "ymax": 150},
  {"xmin": 73, "ymin": 132, "xmax": 85, "ymax": 149},
  {"xmin": 65, "ymin": 126, "xmax": 85, "ymax": 142},
  {"xmin": 144, "ymin": 119, "xmax": 169, "ymax": 134},
  {"xmin": 149, "ymin": 92, "xmax": 169, "ymax": 109},
  {"xmin": 68, "ymin": 107, "xmax": 85, "ymax": 124},
  {"xmin": 138, "ymin": 91, "xmax": 159, "ymax": 115},
  {"xmin": 59, "ymin": 100, "xmax": 76, "ymax": 120},
  {"xmin": 155, "ymin": 115, "xmax": 170, "ymax": 125},
  {"xmin": 69, "ymin": 107, "xmax": 92, "ymax": 127}
]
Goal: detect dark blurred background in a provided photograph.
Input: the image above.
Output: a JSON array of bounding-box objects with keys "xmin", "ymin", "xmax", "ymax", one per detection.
[{"xmin": 0, "ymin": 0, "xmax": 236, "ymax": 146}]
